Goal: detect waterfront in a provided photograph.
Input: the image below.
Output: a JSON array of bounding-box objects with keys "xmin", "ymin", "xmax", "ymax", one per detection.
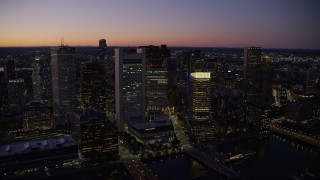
[{"xmin": 145, "ymin": 134, "xmax": 320, "ymax": 179}]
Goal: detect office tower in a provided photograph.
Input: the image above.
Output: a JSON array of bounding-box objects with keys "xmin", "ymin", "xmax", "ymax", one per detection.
[
  {"xmin": 115, "ymin": 48, "xmax": 146, "ymax": 131},
  {"xmin": 32, "ymin": 55, "xmax": 42, "ymax": 100},
  {"xmin": 141, "ymin": 45, "xmax": 170, "ymax": 65},
  {"xmin": 51, "ymin": 46, "xmax": 78, "ymax": 116},
  {"xmin": 80, "ymin": 62, "xmax": 107, "ymax": 110},
  {"xmin": 272, "ymin": 84, "xmax": 288, "ymax": 107},
  {"xmin": 189, "ymin": 72, "xmax": 211, "ymax": 121},
  {"xmin": 0, "ymin": 68, "xmax": 7, "ymax": 108},
  {"xmin": 33, "ymin": 52, "xmax": 52, "ymax": 105},
  {"xmin": 146, "ymin": 64, "xmax": 168, "ymax": 121},
  {"xmin": 244, "ymin": 47, "xmax": 262, "ymax": 102},
  {"xmin": 72, "ymin": 109, "xmax": 118, "ymax": 160},
  {"xmin": 24, "ymin": 100, "xmax": 53, "ymax": 130},
  {"xmin": 177, "ymin": 51, "xmax": 192, "ymax": 93},
  {"xmin": 8, "ymin": 79, "xmax": 26, "ymax": 107},
  {"xmin": 4, "ymin": 58, "xmax": 15, "ymax": 82},
  {"xmin": 15, "ymin": 67, "xmax": 33, "ymax": 102},
  {"xmin": 190, "ymin": 50, "xmax": 203, "ymax": 72},
  {"xmin": 99, "ymin": 39, "xmax": 107, "ymax": 60}
]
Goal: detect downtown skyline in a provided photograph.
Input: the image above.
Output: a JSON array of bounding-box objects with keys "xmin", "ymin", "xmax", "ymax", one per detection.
[{"xmin": 1, "ymin": 0, "xmax": 320, "ymax": 49}]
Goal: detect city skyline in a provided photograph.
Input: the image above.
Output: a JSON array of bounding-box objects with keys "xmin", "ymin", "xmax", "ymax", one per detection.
[{"xmin": 1, "ymin": 0, "xmax": 320, "ymax": 49}]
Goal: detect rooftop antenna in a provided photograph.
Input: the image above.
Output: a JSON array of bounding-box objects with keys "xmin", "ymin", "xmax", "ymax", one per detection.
[{"xmin": 60, "ymin": 36, "xmax": 64, "ymax": 46}]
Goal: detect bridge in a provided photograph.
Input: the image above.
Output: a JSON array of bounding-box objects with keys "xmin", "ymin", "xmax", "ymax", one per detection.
[
  {"xmin": 121, "ymin": 158, "xmax": 159, "ymax": 180},
  {"xmin": 185, "ymin": 148, "xmax": 241, "ymax": 179},
  {"xmin": 270, "ymin": 124, "xmax": 320, "ymax": 148}
]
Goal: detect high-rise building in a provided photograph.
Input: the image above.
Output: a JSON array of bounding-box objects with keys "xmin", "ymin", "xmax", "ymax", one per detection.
[
  {"xmin": 32, "ymin": 54, "xmax": 43, "ymax": 100},
  {"xmin": 115, "ymin": 48, "xmax": 146, "ymax": 131},
  {"xmin": 244, "ymin": 47, "xmax": 262, "ymax": 102},
  {"xmin": 4, "ymin": 58, "xmax": 15, "ymax": 82},
  {"xmin": 8, "ymin": 79, "xmax": 26, "ymax": 107},
  {"xmin": 72, "ymin": 109, "xmax": 118, "ymax": 161},
  {"xmin": 0, "ymin": 67, "xmax": 8, "ymax": 108},
  {"xmin": 25, "ymin": 100, "xmax": 53, "ymax": 130},
  {"xmin": 51, "ymin": 46, "xmax": 78, "ymax": 116},
  {"xmin": 189, "ymin": 72, "xmax": 211, "ymax": 121},
  {"xmin": 146, "ymin": 64, "xmax": 168, "ymax": 120},
  {"xmin": 190, "ymin": 50, "xmax": 203, "ymax": 72},
  {"xmin": 99, "ymin": 39, "xmax": 107, "ymax": 60},
  {"xmin": 33, "ymin": 52, "xmax": 52, "ymax": 105},
  {"xmin": 80, "ymin": 62, "xmax": 107, "ymax": 110}
]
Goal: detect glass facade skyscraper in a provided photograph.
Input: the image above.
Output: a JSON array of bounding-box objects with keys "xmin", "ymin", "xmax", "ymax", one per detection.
[
  {"xmin": 51, "ymin": 46, "xmax": 78, "ymax": 117},
  {"xmin": 189, "ymin": 72, "xmax": 211, "ymax": 121}
]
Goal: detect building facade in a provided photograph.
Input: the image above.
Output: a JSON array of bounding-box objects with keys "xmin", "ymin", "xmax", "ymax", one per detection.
[
  {"xmin": 146, "ymin": 64, "xmax": 168, "ymax": 121},
  {"xmin": 51, "ymin": 46, "xmax": 78, "ymax": 116},
  {"xmin": 189, "ymin": 72, "xmax": 211, "ymax": 121},
  {"xmin": 115, "ymin": 48, "xmax": 146, "ymax": 131}
]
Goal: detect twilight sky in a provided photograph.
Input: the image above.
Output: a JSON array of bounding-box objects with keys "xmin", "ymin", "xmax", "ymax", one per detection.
[{"xmin": 0, "ymin": 0, "xmax": 320, "ymax": 49}]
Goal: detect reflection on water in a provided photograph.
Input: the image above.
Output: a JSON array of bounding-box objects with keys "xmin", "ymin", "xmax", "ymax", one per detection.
[{"xmin": 145, "ymin": 134, "xmax": 320, "ymax": 179}]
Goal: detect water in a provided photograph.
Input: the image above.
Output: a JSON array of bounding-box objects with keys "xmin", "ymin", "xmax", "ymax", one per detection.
[
  {"xmin": 145, "ymin": 134, "xmax": 320, "ymax": 179},
  {"xmin": 145, "ymin": 154, "xmax": 221, "ymax": 179}
]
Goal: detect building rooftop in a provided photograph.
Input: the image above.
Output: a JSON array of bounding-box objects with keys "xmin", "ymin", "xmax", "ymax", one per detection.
[
  {"xmin": 0, "ymin": 135, "xmax": 76, "ymax": 157},
  {"xmin": 128, "ymin": 116, "xmax": 171, "ymax": 130}
]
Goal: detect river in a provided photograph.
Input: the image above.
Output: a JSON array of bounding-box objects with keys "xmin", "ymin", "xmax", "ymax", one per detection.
[{"xmin": 145, "ymin": 133, "xmax": 320, "ymax": 179}]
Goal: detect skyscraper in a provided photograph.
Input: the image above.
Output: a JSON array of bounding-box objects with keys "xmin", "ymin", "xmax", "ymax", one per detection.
[
  {"xmin": 33, "ymin": 52, "xmax": 52, "ymax": 106},
  {"xmin": 189, "ymin": 72, "xmax": 211, "ymax": 121},
  {"xmin": 146, "ymin": 64, "xmax": 168, "ymax": 121},
  {"xmin": 32, "ymin": 53, "xmax": 49, "ymax": 100},
  {"xmin": 244, "ymin": 47, "xmax": 262, "ymax": 102},
  {"xmin": 72, "ymin": 109, "xmax": 118, "ymax": 161},
  {"xmin": 80, "ymin": 62, "xmax": 107, "ymax": 110},
  {"xmin": 244, "ymin": 47, "xmax": 273, "ymax": 104},
  {"xmin": 99, "ymin": 39, "xmax": 107, "ymax": 60},
  {"xmin": 8, "ymin": 78, "xmax": 26, "ymax": 107},
  {"xmin": 115, "ymin": 47, "xmax": 146, "ymax": 131},
  {"xmin": 51, "ymin": 46, "xmax": 78, "ymax": 117}
]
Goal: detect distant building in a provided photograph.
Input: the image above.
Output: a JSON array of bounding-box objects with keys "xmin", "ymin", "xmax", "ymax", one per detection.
[
  {"xmin": 285, "ymin": 95, "xmax": 315, "ymax": 122},
  {"xmin": 0, "ymin": 67, "xmax": 7, "ymax": 107},
  {"xmin": 189, "ymin": 72, "xmax": 211, "ymax": 121},
  {"xmin": 8, "ymin": 78, "xmax": 26, "ymax": 107},
  {"xmin": 4, "ymin": 58, "xmax": 15, "ymax": 82},
  {"xmin": 115, "ymin": 48, "xmax": 146, "ymax": 131},
  {"xmin": 72, "ymin": 109, "xmax": 118, "ymax": 161},
  {"xmin": 51, "ymin": 46, "xmax": 78, "ymax": 117},
  {"xmin": 272, "ymin": 84, "xmax": 289, "ymax": 107},
  {"xmin": 15, "ymin": 68, "xmax": 33, "ymax": 102},
  {"xmin": 99, "ymin": 39, "xmax": 107, "ymax": 60}
]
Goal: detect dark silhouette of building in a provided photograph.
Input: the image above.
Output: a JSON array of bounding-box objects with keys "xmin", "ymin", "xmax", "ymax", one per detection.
[
  {"xmin": 51, "ymin": 46, "xmax": 78, "ymax": 117},
  {"xmin": 244, "ymin": 47, "xmax": 272, "ymax": 105},
  {"xmin": 72, "ymin": 109, "xmax": 118, "ymax": 161},
  {"xmin": 80, "ymin": 62, "xmax": 107, "ymax": 110},
  {"xmin": 99, "ymin": 39, "xmax": 107, "ymax": 60},
  {"xmin": 33, "ymin": 52, "xmax": 52, "ymax": 106}
]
